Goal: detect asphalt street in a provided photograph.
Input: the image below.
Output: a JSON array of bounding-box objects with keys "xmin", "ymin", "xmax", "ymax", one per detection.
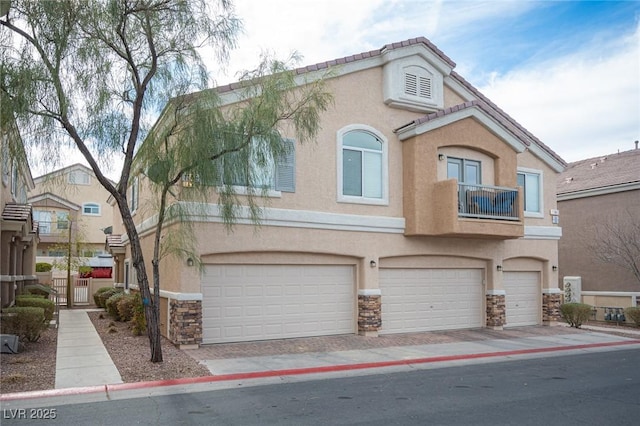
[{"xmin": 2, "ymin": 347, "xmax": 638, "ymax": 425}]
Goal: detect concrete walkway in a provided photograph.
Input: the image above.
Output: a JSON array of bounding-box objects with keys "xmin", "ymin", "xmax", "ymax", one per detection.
[{"xmin": 55, "ymin": 309, "xmax": 123, "ymax": 389}]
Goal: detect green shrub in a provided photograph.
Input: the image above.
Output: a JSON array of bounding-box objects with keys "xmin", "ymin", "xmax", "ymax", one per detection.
[
  {"xmin": 0, "ymin": 307, "xmax": 47, "ymax": 342},
  {"xmin": 93, "ymin": 287, "xmax": 116, "ymax": 306},
  {"xmin": 560, "ymin": 303, "xmax": 592, "ymax": 328},
  {"xmin": 35, "ymin": 262, "xmax": 52, "ymax": 272},
  {"xmin": 105, "ymin": 292, "xmax": 126, "ymax": 320},
  {"xmin": 116, "ymin": 294, "xmax": 137, "ymax": 322},
  {"xmin": 96, "ymin": 288, "xmax": 121, "ymax": 308},
  {"xmin": 131, "ymin": 293, "xmax": 146, "ymax": 336},
  {"xmin": 15, "ymin": 297, "xmax": 55, "ymax": 322},
  {"xmin": 624, "ymin": 307, "xmax": 640, "ymax": 327},
  {"xmin": 23, "ymin": 284, "xmax": 52, "ymax": 299}
]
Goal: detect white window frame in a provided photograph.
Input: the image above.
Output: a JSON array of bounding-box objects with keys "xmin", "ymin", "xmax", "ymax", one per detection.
[
  {"xmin": 82, "ymin": 202, "xmax": 101, "ymax": 216},
  {"xmin": 337, "ymin": 124, "xmax": 388, "ymax": 206},
  {"xmin": 517, "ymin": 167, "xmax": 544, "ymax": 218},
  {"xmin": 130, "ymin": 176, "xmax": 139, "ymax": 213}
]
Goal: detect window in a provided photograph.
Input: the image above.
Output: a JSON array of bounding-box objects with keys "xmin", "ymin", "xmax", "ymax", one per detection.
[
  {"xmin": 517, "ymin": 169, "xmax": 543, "ymax": 216},
  {"xmin": 130, "ymin": 176, "xmax": 139, "ymax": 212},
  {"xmin": 447, "ymin": 157, "xmax": 481, "ymax": 185},
  {"xmin": 68, "ymin": 170, "xmax": 90, "ymax": 185},
  {"xmin": 1, "ymin": 138, "xmax": 9, "ymax": 186},
  {"xmin": 216, "ymin": 138, "xmax": 296, "ymax": 193},
  {"xmin": 82, "ymin": 203, "xmax": 101, "ymax": 215},
  {"xmin": 34, "ymin": 210, "xmax": 52, "ymax": 234},
  {"xmin": 11, "ymin": 161, "xmax": 18, "ymax": 197},
  {"xmin": 56, "ymin": 212, "xmax": 69, "ymax": 230},
  {"xmin": 338, "ymin": 126, "xmax": 388, "ymax": 204}
]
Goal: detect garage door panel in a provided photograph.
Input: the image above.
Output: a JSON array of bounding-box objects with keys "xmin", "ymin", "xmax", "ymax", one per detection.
[
  {"xmin": 504, "ymin": 271, "xmax": 540, "ymax": 327},
  {"xmin": 202, "ymin": 264, "xmax": 355, "ymax": 344},
  {"xmin": 380, "ymin": 268, "xmax": 483, "ymax": 334}
]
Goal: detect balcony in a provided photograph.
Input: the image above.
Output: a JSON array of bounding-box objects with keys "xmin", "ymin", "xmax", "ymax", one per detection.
[
  {"xmin": 457, "ymin": 183, "xmax": 519, "ymax": 221},
  {"xmin": 404, "ymin": 179, "xmax": 524, "ymax": 239}
]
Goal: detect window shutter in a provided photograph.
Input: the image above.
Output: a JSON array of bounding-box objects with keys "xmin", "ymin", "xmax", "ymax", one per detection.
[
  {"xmin": 275, "ymin": 139, "xmax": 295, "ymax": 192},
  {"xmin": 404, "ymin": 73, "xmax": 418, "ymax": 96}
]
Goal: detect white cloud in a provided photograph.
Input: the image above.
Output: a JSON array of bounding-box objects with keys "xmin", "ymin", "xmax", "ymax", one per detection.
[{"xmin": 480, "ymin": 24, "xmax": 640, "ymax": 162}]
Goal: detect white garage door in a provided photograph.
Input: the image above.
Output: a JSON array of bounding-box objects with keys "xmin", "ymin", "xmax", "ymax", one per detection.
[
  {"xmin": 202, "ymin": 264, "xmax": 355, "ymax": 344},
  {"xmin": 379, "ymin": 268, "xmax": 484, "ymax": 334},
  {"xmin": 504, "ymin": 271, "xmax": 540, "ymax": 327}
]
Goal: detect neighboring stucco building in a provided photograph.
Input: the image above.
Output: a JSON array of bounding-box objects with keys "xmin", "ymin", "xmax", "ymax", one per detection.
[
  {"xmin": 1, "ymin": 115, "xmax": 37, "ymax": 308},
  {"xmin": 108, "ymin": 37, "xmax": 566, "ymax": 347},
  {"xmin": 28, "ymin": 164, "xmax": 114, "ymax": 267},
  {"xmin": 557, "ymin": 146, "xmax": 640, "ymax": 312}
]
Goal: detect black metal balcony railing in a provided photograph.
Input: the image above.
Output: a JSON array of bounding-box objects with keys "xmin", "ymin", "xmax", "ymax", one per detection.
[{"xmin": 457, "ymin": 183, "xmax": 519, "ymax": 221}]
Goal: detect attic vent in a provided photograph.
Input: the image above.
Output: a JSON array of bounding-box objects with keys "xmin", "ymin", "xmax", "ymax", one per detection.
[{"xmin": 404, "ymin": 73, "xmax": 432, "ymax": 99}]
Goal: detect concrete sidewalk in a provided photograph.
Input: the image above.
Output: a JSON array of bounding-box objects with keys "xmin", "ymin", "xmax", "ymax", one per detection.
[{"xmin": 55, "ymin": 309, "xmax": 123, "ymax": 389}]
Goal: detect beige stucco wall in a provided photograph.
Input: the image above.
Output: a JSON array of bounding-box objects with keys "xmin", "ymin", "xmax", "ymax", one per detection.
[
  {"xmin": 559, "ymin": 190, "xmax": 640, "ymax": 292},
  {"xmin": 120, "ymin": 52, "xmax": 563, "ymax": 325},
  {"xmin": 30, "ymin": 167, "xmax": 113, "ymax": 251}
]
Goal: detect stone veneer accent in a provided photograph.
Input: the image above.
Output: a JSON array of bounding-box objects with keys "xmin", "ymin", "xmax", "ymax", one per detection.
[
  {"xmin": 169, "ymin": 299, "xmax": 202, "ymax": 347},
  {"xmin": 542, "ymin": 292, "xmax": 562, "ymax": 323},
  {"xmin": 486, "ymin": 293, "xmax": 506, "ymax": 328},
  {"xmin": 358, "ymin": 294, "xmax": 381, "ymax": 333}
]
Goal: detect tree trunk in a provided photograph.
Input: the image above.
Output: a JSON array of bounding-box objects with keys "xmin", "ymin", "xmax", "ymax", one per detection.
[{"xmin": 116, "ymin": 194, "xmax": 163, "ymax": 363}]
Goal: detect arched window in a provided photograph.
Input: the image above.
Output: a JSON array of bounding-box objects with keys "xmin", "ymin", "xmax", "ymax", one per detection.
[
  {"xmin": 82, "ymin": 202, "xmax": 101, "ymax": 216},
  {"xmin": 337, "ymin": 125, "xmax": 388, "ymax": 205}
]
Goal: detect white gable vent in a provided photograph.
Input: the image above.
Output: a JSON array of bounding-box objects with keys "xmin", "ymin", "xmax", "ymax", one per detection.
[
  {"xmin": 383, "ymin": 56, "xmax": 443, "ymax": 113},
  {"xmin": 404, "ymin": 72, "xmax": 432, "ymax": 99}
]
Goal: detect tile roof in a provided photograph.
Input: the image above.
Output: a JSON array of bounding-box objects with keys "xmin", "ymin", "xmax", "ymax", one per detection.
[
  {"xmin": 1, "ymin": 203, "xmax": 37, "ymax": 233},
  {"xmin": 2, "ymin": 203, "xmax": 32, "ymax": 222},
  {"xmin": 557, "ymin": 148, "xmax": 640, "ymax": 195},
  {"xmin": 449, "ymin": 72, "xmax": 566, "ymax": 167},
  {"xmin": 180, "ymin": 36, "xmax": 564, "ymax": 168},
  {"xmin": 106, "ymin": 234, "xmax": 125, "ymax": 249},
  {"xmin": 214, "ymin": 37, "xmax": 456, "ymax": 95}
]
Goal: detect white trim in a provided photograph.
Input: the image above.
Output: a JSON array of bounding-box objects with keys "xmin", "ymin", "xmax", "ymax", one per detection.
[
  {"xmin": 518, "ymin": 167, "xmax": 544, "ymax": 218},
  {"xmin": 442, "ymin": 76, "xmax": 565, "ymax": 174},
  {"xmin": 217, "ymin": 185, "xmax": 281, "ymax": 198},
  {"xmin": 158, "ymin": 289, "xmax": 203, "ymax": 301},
  {"xmin": 524, "ymin": 226, "xmax": 562, "ymax": 240},
  {"xmin": 542, "ymin": 288, "xmax": 563, "ymax": 294},
  {"xmin": 28, "ymin": 193, "xmax": 80, "ymax": 210},
  {"xmin": 358, "ymin": 289, "xmax": 382, "ymax": 296},
  {"xmin": 396, "ymin": 107, "xmax": 528, "ymax": 155},
  {"xmin": 581, "ymin": 291, "xmax": 640, "ymax": 297},
  {"xmin": 558, "ymin": 182, "xmax": 640, "ymax": 201},
  {"xmin": 134, "ymin": 203, "xmax": 406, "ymax": 237},
  {"xmin": 336, "ymin": 124, "xmax": 389, "ymax": 206},
  {"xmin": 486, "ymin": 289, "xmax": 506, "ymax": 296},
  {"xmin": 82, "ymin": 202, "xmax": 102, "ymax": 216}
]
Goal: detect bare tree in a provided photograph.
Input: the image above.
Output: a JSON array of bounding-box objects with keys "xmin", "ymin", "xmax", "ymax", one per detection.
[{"xmin": 589, "ymin": 209, "xmax": 640, "ymax": 288}]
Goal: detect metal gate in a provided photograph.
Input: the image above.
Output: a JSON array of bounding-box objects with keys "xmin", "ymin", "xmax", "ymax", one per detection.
[{"xmin": 52, "ymin": 276, "xmax": 90, "ymax": 305}]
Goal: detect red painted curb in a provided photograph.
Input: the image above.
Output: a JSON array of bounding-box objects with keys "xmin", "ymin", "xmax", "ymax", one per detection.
[{"xmin": 2, "ymin": 339, "xmax": 639, "ymax": 401}]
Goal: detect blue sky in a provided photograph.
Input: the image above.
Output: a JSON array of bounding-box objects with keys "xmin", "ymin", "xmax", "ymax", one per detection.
[
  {"xmin": 35, "ymin": 0, "xmax": 638, "ymax": 178},
  {"xmin": 211, "ymin": 0, "xmax": 639, "ymax": 164}
]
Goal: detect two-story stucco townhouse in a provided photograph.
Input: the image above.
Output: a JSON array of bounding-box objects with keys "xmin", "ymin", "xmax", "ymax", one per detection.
[
  {"xmin": 28, "ymin": 164, "xmax": 115, "ymax": 270},
  {"xmin": 1, "ymin": 112, "xmax": 37, "ymax": 308},
  {"xmin": 107, "ymin": 37, "xmax": 566, "ymax": 347}
]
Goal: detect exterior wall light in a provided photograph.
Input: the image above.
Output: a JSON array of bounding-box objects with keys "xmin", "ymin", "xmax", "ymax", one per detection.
[
  {"xmin": 370, "ymin": 260, "xmax": 377, "ymax": 268},
  {"xmin": 187, "ymin": 258, "xmax": 194, "ymax": 267},
  {"xmin": 552, "ymin": 265, "xmax": 558, "ymax": 271},
  {"xmin": 438, "ymin": 153, "xmax": 445, "ymax": 161},
  {"xmin": 496, "ymin": 265, "xmax": 503, "ymax": 271}
]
